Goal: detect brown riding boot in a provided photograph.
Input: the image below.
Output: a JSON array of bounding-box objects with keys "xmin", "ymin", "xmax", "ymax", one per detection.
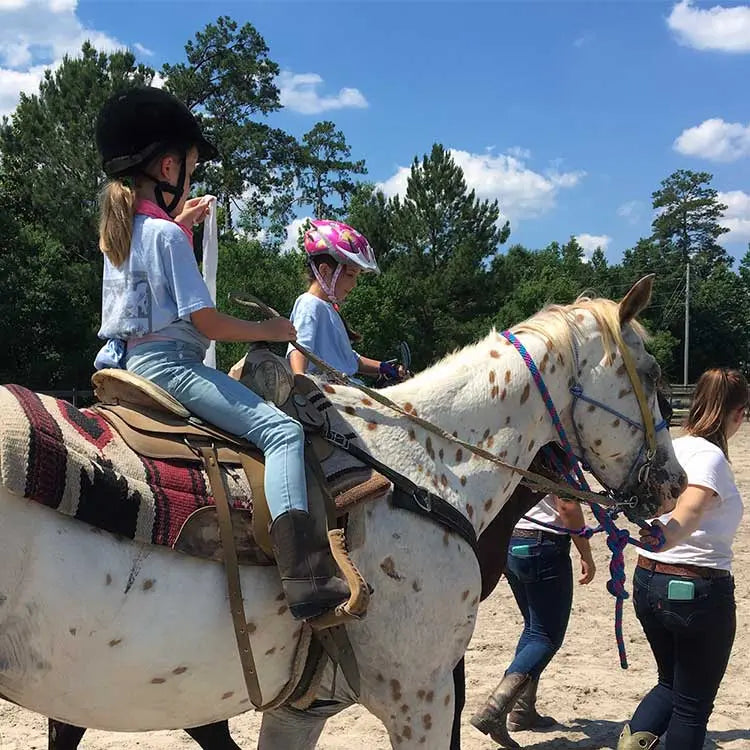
[
  {"xmin": 617, "ymin": 724, "xmax": 660, "ymax": 750},
  {"xmin": 470, "ymin": 672, "xmax": 529, "ymax": 749},
  {"xmin": 269, "ymin": 510, "xmax": 351, "ymax": 621},
  {"xmin": 507, "ymin": 677, "xmax": 557, "ymax": 731}
]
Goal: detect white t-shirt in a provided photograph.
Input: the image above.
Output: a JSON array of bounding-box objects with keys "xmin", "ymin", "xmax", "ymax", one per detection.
[
  {"xmin": 640, "ymin": 435, "xmax": 744, "ymax": 572},
  {"xmin": 515, "ymin": 494, "xmax": 567, "ymax": 535}
]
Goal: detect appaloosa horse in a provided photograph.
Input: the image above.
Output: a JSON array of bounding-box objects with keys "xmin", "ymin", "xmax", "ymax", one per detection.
[
  {"xmin": 0, "ymin": 278, "xmax": 685, "ymax": 748},
  {"xmin": 46, "ymin": 470, "xmax": 548, "ymax": 750}
]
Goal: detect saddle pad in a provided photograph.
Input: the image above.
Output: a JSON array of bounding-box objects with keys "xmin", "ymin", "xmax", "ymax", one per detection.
[
  {"xmin": 0, "ymin": 384, "xmax": 252, "ymax": 547},
  {"xmin": 0, "ymin": 384, "xmax": 391, "ymax": 553}
]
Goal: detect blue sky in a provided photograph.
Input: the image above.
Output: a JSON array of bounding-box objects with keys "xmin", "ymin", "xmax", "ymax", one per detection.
[{"xmin": 1, "ymin": 0, "xmax": 749, "ymax": 263}]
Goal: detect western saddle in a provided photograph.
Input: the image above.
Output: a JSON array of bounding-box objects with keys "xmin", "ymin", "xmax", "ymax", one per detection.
[{"xmin": 90, "ymin": 357, "xmax": 371, "ymax": 709}]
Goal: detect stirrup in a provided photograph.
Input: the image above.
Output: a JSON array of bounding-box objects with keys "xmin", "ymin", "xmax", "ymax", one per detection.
[{"xmin": 309, "ymin": 529, "xmax": 369, "ymax": 630}]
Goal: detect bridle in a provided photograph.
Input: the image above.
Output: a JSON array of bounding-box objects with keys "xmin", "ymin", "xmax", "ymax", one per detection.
[{"xmin": 502, "ymin": 325, "xmax": 668, "ymax": 512}]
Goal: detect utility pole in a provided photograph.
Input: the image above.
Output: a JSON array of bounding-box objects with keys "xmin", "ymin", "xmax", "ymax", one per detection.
[{"xmin": 683, "ymin": 260, "xmax": 690, "ymax": 386}]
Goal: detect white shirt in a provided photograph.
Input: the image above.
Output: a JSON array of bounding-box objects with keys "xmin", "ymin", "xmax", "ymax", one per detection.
[
  {"xmin": 640, "ymin": 435, "xmax": 744, "ymax": 572},
  {"xmin": 515, "ymin": 494, "xmax": 567, "ymax": 535}
]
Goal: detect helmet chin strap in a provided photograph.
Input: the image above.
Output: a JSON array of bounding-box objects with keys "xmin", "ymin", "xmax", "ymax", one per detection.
[
  {"xmin": 139, "ymin": 149, "xmax": 187, "ymax": 216},
  {"xmin": 310, "ymin": 262, "xmax": 344, "ymax": 308}
]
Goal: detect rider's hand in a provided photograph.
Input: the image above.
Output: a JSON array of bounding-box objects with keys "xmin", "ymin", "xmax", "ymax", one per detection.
[
  {"xmin": 257, "ymin": 318, "xmax": 297, "ymax": 343},
  {"xmin": 379, "ymin": 361, "xmax": 399, "ymax": 379},
  {"xmin": 176, "ymin": 196, "xmax": 211, "ymax": 227}
]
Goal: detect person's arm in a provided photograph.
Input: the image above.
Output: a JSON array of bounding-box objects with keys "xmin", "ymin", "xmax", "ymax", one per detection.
[
  {"xmin": 289, "ymin": 349, "xmax": 308, "ymax": 376},
  {"xmin": 640, "ymin": 485, "xmax": 720, "ymax": 551},
  {"xmin": 191, "ymin": 308, "xmax": 296, "ymax": 343},
  {"xmin": 556, "ymin": 496, "xmax": 596, "ymax": 585},
  {"xmin": 357, "ymin": 355, "xmax": 382, "ymax": 377},
  {"xmin": 358, "ymin": 355, "xmax": 406, "ymax": 379}
]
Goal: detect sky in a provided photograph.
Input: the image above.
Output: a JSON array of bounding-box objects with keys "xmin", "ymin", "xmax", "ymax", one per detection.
[{"xmin": 1, "ymin": 0, "xmax": 749, "ymax": 263}]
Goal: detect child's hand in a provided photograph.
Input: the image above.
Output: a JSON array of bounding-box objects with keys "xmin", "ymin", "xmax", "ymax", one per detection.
[
  {"xmin": 176, "ymin": 196, "xmax": 212, "ymax": 228},
  {"xmin": 257, "ymin": 318, "xmax": 297, "ymax": 342}
]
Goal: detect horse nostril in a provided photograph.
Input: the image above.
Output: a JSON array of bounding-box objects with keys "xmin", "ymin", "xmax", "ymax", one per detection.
[{"xmin": 671, "ymin": 485, "xmax": 680, "ymax": 499}]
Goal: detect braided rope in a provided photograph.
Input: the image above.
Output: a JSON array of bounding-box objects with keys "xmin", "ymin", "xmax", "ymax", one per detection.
[{"xmin": 502, "ymin": 330, "xmax": 666, "ymax": 669}]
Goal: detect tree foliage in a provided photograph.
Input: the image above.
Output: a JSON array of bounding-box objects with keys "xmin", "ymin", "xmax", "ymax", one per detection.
[{"xmin": 0, "ymin": 21, "xmax": 746, "ymax": 391}]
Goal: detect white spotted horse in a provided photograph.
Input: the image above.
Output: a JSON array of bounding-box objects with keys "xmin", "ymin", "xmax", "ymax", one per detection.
[{"xmin": 0, "ymin": 277, "xmax": 685, "ymax": 749}]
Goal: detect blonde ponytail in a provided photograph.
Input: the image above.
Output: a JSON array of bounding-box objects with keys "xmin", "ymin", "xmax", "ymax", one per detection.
[{"xmin": 99, "ymin": 180, "xmax": 136, "ymax": 267}]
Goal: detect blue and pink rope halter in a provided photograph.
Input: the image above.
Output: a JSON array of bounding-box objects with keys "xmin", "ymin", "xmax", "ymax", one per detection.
[{"xmin": 501, "ymin": 329, "xmax": 668, "ymax": 669}]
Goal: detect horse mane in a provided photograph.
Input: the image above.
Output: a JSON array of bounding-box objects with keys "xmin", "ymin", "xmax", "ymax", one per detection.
[
  {"xmin": 401, "ymin": 294, "xmax": 648, "ymax": 384},
  {"xmin": 511, "ymin": 294, "xmax": 648, "ymax": 364}
]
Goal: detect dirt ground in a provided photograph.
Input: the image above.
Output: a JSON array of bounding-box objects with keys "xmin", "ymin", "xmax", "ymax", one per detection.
[{"xmin": 2, "ymin": 427, "xmax": 749, "ymax": 749}]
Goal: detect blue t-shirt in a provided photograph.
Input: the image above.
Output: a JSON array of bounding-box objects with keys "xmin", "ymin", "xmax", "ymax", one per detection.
[
  {"xmin": 288, "ymin": 293, "xmax": 360, "ymax": 375},
  {"xmin": 98, "ymin": 215, "xmax": 214, "ymax": 354}
]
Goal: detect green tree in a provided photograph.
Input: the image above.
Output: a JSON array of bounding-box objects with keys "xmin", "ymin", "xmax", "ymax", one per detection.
[
  {"xmin": 297, "ymin": 121, "xmax": 367, "ymax": 218},
  {"xmin": 163, "ymin": 16, "xmax": 299, "ymax": 233},
  {"xmin": 651, "ymin": 170, "xmax": 731, "ymax": 277},
  {"xmin": 0, "ymin": 44, "xmax": 155, "ymax": 387},
  {"xmin": 0, "ymin": 43, "xmax": 155, "ymax": 256},
  {"xmin": 346, "ymin": 144, "xmax": 510, "ymax": 368}
]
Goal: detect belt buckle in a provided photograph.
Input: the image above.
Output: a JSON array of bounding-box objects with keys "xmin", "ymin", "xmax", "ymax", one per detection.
[{"xmin": 326, "ymin": 430, "xmax": 351, "ymax": 451}]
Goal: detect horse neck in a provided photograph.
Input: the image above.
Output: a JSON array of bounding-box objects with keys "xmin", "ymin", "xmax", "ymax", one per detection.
[{"xmin": 330, "ymin": 331, "xmax": 572, "ymax": 535}]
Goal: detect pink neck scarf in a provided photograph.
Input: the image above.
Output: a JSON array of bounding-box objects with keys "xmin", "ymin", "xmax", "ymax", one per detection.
[{"xmin": 135, "ymin": 199, "xmax": 192, "ymax": 243}]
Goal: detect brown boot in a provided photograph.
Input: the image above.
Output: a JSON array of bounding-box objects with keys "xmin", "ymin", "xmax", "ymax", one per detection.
[
  {"xmin": 269, "ymin": 510, "xmax": 350, "ymax": 620},
  {"xmin": 507, "ymin": 677, "xmax": 557, "ymax": 731},
  {"xmin": 470, "ymin": 672, "xmax": 529, "ymax": 748},
  {"xmin": 617, "ymin": 724, "xmax": 660, "ymax": 750}
]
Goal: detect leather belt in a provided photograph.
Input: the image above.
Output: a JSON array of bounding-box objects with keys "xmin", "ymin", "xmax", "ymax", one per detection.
[
  {"xmin": 637, "ymin": 555, "xmax": 731, "ymax": 580},
  {"xmin": 512, "ymin": 528, "xmax": 567, "ymax": 542}
]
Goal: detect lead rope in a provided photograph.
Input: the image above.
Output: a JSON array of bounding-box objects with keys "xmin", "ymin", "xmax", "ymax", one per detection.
[{"xmin": 502, "ymin": 330, "xmax": 666, "ymax": 669}]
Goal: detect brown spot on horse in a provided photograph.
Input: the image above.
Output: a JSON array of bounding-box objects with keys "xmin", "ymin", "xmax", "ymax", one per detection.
[
  {"xmin": 521, "ymin": 383, "xmax": 530, "ymax": 404},
  {"xmin": 490, "ymin": 350, "xmax": 500, "ymax": 358},
  {"xmin": 323, "ymin": 384, "xmax": 336, "ymax": 394}
]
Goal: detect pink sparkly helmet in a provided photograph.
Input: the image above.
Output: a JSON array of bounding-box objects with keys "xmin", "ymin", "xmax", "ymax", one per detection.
[{"xmin": 303, "ymin": 219, "xmax": 379, "ymax": 303}]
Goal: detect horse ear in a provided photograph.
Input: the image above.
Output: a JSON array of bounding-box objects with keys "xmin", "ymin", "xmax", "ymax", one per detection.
[{"xmin": 619, "ymin": 274, "xmax": 655, "ymax": 325}]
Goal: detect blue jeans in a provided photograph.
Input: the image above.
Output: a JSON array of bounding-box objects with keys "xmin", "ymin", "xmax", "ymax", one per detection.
[
  {"xmin": 630, "ymin": 566, "xmax": 736, "ymax": 750},
  {"xmin": 505, "ymin": 534, "xmax": 573, "ymax": 678},
  {"xmin": 126, "ymin": 341, "xmax": 308, "ymax": 519}
]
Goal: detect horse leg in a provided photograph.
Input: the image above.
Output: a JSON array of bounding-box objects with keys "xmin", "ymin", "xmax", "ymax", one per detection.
[
  {"xmin": 48, "ymin": 719, "xmax": 86, "ymax": 750},
  {"xmin": 184, "ymin": 721, "xmax": 241, "ymax": 749},
  {"xmin": 451, "ymin": 657, "xmax": 466, "ymax": 750},
  {"xmin": 377, "ymin": 673, "xmax": 456, "ymax": 749}
]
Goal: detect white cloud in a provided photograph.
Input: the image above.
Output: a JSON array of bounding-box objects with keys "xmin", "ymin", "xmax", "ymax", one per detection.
[
  {"xmin": 667, "ymin": 0, "xmax": 750, "ymax": 53},
  {"xmin": 674, "ymin": 117, "xmax": 750, "ymax": 161},
  {"xmin": 0, "ymin": 0, "xmax": 123, "ymax": 115},
  {"xmin": 617, "ymin": 200, "xmax": 644, "ymax": 224},
  {"xmin": 377, "ymin": 148, "xmax": 585, "ymax": 225},
  {"xmin": 133, "ymin": 42, "xmax": 153, "ymax": 57},
  {"xmin": 718, "ymin": 190, "xmax": 750, "ymax": 242},
  {"xmin": 575, "ymin": 233, "xmax": 611, "ymax": 259},
  {"xmin": 281, "ymin": 217, "xmax": 310, "ymax": 254},
  {"xmin": 278, "ymin": 71, "xmax": 368, "ymax": 115},
  {"xmin": 507, "ymin": 145, "xmax": 531, "ymax": 160}
]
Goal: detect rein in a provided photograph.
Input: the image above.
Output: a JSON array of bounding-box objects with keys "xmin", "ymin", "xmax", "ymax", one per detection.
[
  {"xmin": 232, "ymin": 292, "xmax": 669, "ymax": 669},
  {"xmin": 230, "ymin": 292, "xmax": 617, "ymax": 507}
]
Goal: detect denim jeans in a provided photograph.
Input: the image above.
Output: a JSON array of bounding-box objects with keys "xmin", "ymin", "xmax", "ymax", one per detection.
[
  {"xmin": 505, "ymin": 534, "xmax": 573, "ymax": 678},
  {"xmin": 630, "ymin": 566, "xmax": 736, "ymax": 750},
  {"xmin": 126, "ymin": 341, "xmax": 308, "ymax": 519}
]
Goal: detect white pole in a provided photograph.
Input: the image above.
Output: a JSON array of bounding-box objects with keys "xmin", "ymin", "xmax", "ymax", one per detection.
[{"xmin": 683, "ymin": 260, "xmax": 690, "ymax": 386}]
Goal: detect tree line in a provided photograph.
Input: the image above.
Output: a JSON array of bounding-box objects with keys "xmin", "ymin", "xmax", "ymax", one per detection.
[{"xmin": 1, "ymin": 16, "xmax": 747, "ymax": 390}]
